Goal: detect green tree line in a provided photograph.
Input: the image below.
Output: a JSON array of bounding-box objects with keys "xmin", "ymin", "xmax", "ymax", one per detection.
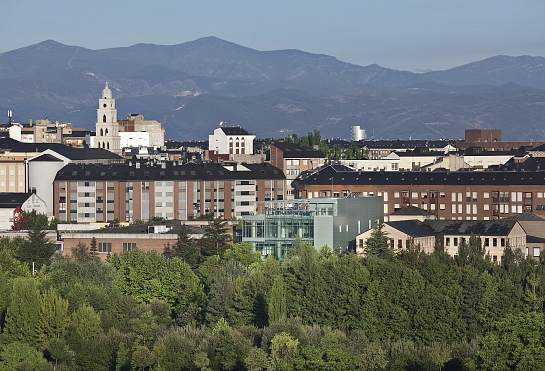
[
  {"xmin": 285, "ymin": 130, "xmax": 369, "ymax": 161},
  {"xmin": 2, "ymin": 218, "xmax": 545, "ymax": 370}
]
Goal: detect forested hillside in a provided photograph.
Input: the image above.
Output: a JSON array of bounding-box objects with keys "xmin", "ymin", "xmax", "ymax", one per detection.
[{"xmin": 1, "ymin": 221, "xmax": 545, "ymax": 370}]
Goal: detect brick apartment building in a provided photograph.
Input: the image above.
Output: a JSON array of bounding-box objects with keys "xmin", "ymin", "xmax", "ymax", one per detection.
[
  {"xmin": 295, "ymin": 165, "xmax": 545, "ymax": 221},
  {"xmin": 53, "ymin": 161, "xmax": 285, "ymax": 223},
  {"xmin": 269, "ymin": 141, "xmax": 326, "ymax": 199}
]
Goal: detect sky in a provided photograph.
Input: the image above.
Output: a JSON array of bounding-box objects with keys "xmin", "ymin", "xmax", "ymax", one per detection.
[{"xmin": 1, "ymin": 0, "xmax": 544, "ymax": 72}]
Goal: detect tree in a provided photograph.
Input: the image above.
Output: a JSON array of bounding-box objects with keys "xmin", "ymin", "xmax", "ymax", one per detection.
[
  {"xmin": 37, "ymin": 287, "xmax": 70, "ymax": 345},
  {"xmin": 244, "ymin": 347, "xmax": 270, "ymax": 371},
  {"xmin": 16, "ymin": 227, "xmax": 55, "ymax": 269},
  {"xmin": 364, "ymin": 222, "xmax": 392, "ymax": 259},
  {"xmin": 212, "ymin": 318, "xmax": 237, "ymax": 371},
  {"xmin": 271, "ymin": 332, "xmax": 299, "ymax": 371},
  {"xmin": 172, "ymin": 223, "xmax": 201, "ymax": 268},
  {"xmin": 131, "ymin": 346, "xmax": 155, "ymax": 371},
  {"xmin": 268, "ymin": 275, "xmax": 287, "ymax": 324},
  {"xmin": 108, "ymin": 249, "xmax": 202, "ymax": 310},
  {"xmin": 479, "ymin": 312, "xmax": 545, "ymax": 370},
  {"xmin": 1, "ymin": 277, "xmax": 41, "ymax": 347},
  {"xmin": 201, "ymin": 215, "xmax": 232, "ymax": 257},
  {"xmin": 21, "ymin": 210, "xmax": 50, "ymax": 230},
  {"xmin": 71, "ymin": 242, "xmax": 91, "ymax": 262},
  {"xmin": 89, "ymin": 237, "xmax": 98, "ymax": 256},
  {"xmin": 0, "ymin": 341, "xmax": 50, "ymax": 371}
]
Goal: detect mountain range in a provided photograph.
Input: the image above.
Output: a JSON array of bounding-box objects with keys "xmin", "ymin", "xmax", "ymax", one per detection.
[{"xmin": 1, "ymin": 37, "xmax": 544, "ymax": 140}]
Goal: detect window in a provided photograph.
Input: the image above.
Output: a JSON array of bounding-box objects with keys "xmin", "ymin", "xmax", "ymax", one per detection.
[
  {"xmin": 98, "ymin": 242, "xmax": 112, "ymax": 253},
  {"xmin": 484, "ymin": 192, "xmax": 490, "ymax": 199},
  {"xmin": 397, "ymin": 240, "xmax": 403, "ymax": 249},
  {"xmin": 485, "ymin": 238, "xmax": 489, "ymax": 247},
  {"xmin": 454, "ymin": 238, "xmax": 458, "ymax": 246},
  {"xmin": 123, "ymin": 242, "xmax": 137, "ymax": 252},
  {"xmin": 501, "ymin": 238, "xmax": 505, "ymax": 247},
  {"xmin": 534, "ymin": 248, "xmax": 541, "ymax": 257},
  {"xmin": 493, "ymin": 238, "xmax": 497, "ymax": 247},
  {"xmin": 446, "ymin": 238, "xmax": 450, "ymax": 246}
]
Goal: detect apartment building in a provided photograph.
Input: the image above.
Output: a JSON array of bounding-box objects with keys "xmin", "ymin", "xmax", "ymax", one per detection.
[
  {"xmin": 53, "ymin": 161, "xmax": 285, "ymax": 223},
  {"xmin": 269, "ymin": 141, "xmax": 326, "ymax": 199},
  {"xmin": 295, "ymin": 165, "xmax": 545, "ymax": 221},
  {"xmin": 208, "ymin": 126, "xmax": 255, "ymax": 157}
]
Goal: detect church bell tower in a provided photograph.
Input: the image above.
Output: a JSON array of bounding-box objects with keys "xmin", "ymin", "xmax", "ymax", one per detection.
[{"xmin": 95, "ymin": 82, "xmax": 121, "ymax": 154}]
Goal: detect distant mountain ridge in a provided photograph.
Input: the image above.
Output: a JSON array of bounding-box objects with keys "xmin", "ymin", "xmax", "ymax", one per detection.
[{"xmin": 0, "ymin": 38, "xmax": 544, "ymax": 140}]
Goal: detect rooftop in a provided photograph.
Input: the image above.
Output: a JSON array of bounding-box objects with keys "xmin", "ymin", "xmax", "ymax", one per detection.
[
  {"xmin": 271, "ymin": 141, "xmax": 326, "ymax": 159},
  {"xmin": 54, "ymin": 161, "xmax": 285, "ymax": 181}
]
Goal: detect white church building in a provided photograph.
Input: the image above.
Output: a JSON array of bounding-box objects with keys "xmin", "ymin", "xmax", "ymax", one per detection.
[{"xmin": 91, "ymin": 82, "xmax": 165, "ymax": 154}]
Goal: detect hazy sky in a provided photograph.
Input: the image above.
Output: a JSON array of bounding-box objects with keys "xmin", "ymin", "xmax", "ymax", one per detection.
[{"xmin": 1, "ymin": 0, "xmax": 544, "ymax": 72}]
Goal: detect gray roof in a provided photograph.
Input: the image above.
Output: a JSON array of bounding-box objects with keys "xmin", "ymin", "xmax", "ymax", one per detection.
[
  {"xmin": 55, "ymin": 161, "xmax": 285, "ymax": 181},
  {"xmin": 89, "ymin": 220, "xmax": 205, "ymax": 236},
  {"xmin": 391, "ymin": 206, "xmax": 431, "ymax": 216},
  {"xmin": 388, "ymin": 219, "xmax": 518, "ymax": 237},
  {"xmin": 0, "ymin": 138, "xmax": 122, "ymax": 161},
  {"xmin": 0, "ymin": 193, "xmax": 31, "ymax": 208},
  {"xmin": 388, "ymin": 220, "xmax": 435, "ymax": 237},
  {"xmin": 296, "ymin": 165, "xmax": 545, "ymax": 186},
  {"xmin": 425, "ymin": 220, "xmax": 518, "ymax": 236},
  {"xmin": 220, "ymin": 126, "xmax": 252, "ymax": 136}
]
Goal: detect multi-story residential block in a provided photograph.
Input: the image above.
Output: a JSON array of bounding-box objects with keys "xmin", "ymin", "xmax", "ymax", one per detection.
[
  {"xmin": 208, "ymin": 126, "xmax": 255, "ymax": 156},
  {"xmin": 355, "ymin": 219, "xmax": 526, "ymax": 263},
  {"xmin": 27, "ymin": 147, "xmax": 123, "ymax": 215},
  {"xmin": 295, "ymin": 164, "xmax": 545, "ymax": 221},
  {"xmin": 53, "ymin": 161, "xmax": 285, "ymax": 223},
  {"xmin": 269, "ymin": 141, "xmax": 326, "ymax": 199}
]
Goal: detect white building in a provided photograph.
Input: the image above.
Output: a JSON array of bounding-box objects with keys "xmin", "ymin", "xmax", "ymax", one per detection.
[
  {"xmin": 209, "ymin": 126, "xmax": 255, "ymax": 156},
  {"xmin": 94, "ymin": 82, "xmax": 122, "ymax": 155},
  {"xmin": 351, "ymin": 126, "xmax": 367, "ymax": 141},
  {"xmin": 120, "ymin": 114, "xmax": 165, "ymax": 148},
  {"xmin": 0, "ymin": 193, "xmax": 47, "ymax": 230},
  {"xmin": 120, "ymin": 131, "xmax": 150, "ymax": 148}
]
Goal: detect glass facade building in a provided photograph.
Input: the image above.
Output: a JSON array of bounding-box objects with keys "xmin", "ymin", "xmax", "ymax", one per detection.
[{"xmin": 242, "ymin": 196, "xmax": 384, "ymax": 258}]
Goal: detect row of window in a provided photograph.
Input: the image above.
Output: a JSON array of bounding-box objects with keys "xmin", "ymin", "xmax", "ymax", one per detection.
[
  {"xmin": 97, "ymin": 242, "xmax": 136, "ymax": 253},
  {"xmin": 0, "ymin": 169, "xmax": 24, "ymax": 176}
]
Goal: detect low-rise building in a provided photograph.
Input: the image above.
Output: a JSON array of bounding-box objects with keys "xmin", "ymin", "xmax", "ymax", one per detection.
[
  {"xmin": 356, "ymin": 219, "xmax": 526, "ymax": 262},
  {"xmin": 60, "ymin": 220, "xmax": 206, "ymax": 261},
  {"xmin": 242, "ymin": 195, "xmax": 384, "ymax": 259}
]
